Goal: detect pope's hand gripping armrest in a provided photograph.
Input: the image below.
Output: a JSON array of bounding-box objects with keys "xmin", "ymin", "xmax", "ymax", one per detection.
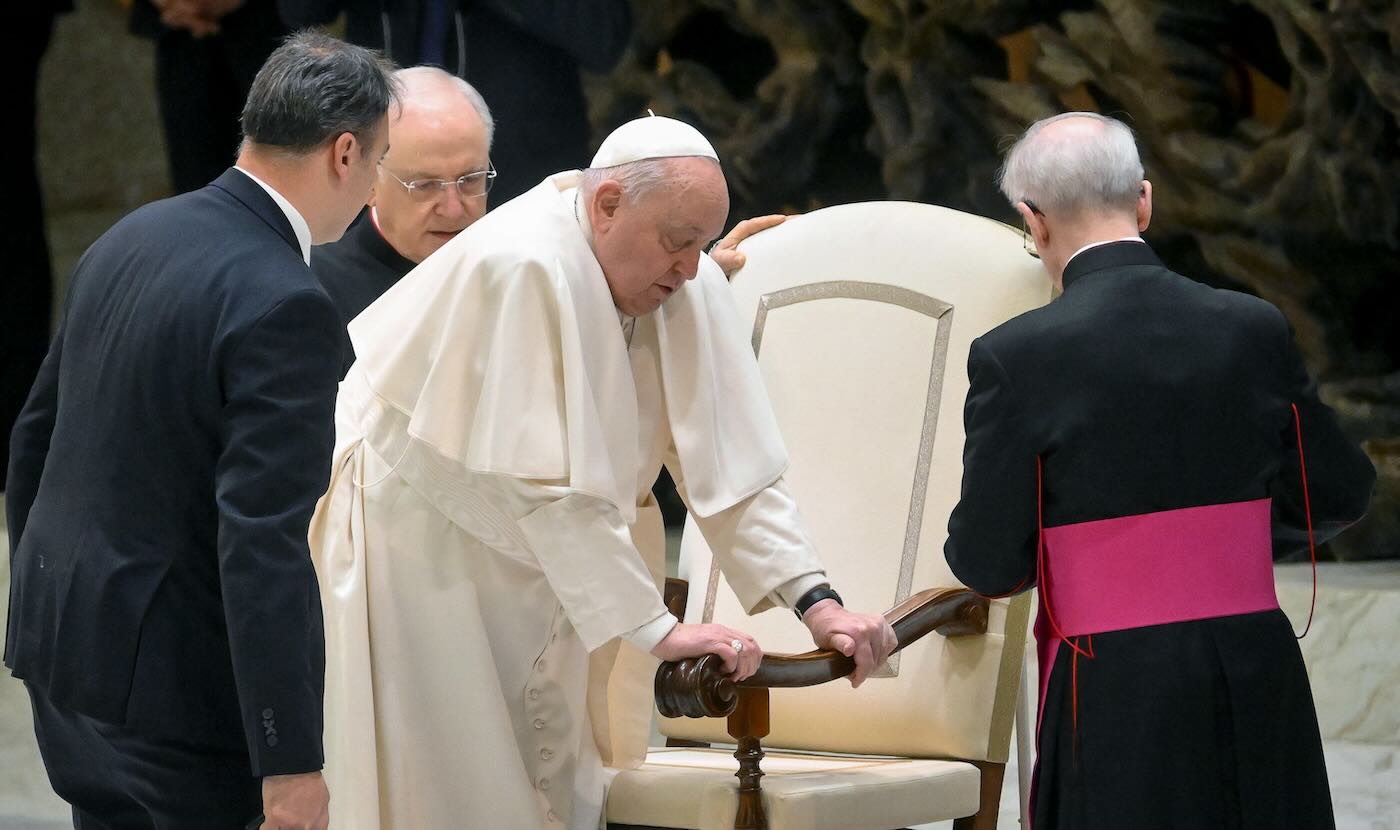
[{"xmin": 654, "ymin": 583, "xmax": 990, "ymax": 719}]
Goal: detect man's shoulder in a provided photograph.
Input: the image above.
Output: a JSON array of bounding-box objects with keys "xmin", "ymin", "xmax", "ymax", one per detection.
[{"xmin": 977, "ymin": 262, "xmax": 1288, "ymax": 364}]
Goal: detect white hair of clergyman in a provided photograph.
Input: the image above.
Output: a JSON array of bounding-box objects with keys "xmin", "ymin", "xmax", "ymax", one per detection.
[
  {"xmin": 579, "ymin": 156, "xmax": 719, "ymax": 205},
  {"xmin": 394, "ymin": 65, "xmax": 496, "ymax": 150},
  {"xmin": 998, "ymin": 112, "xmax": 1144, "ymax": 217}
]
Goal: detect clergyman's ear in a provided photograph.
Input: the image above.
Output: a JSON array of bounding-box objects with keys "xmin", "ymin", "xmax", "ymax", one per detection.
[
  {"xmin": 1137, "ymin": 180, "xmax": 1153, "ymax": 233},
  {"xmin": 1017, "ymin": 201, "xmax": 1049, "ymax": 247}
]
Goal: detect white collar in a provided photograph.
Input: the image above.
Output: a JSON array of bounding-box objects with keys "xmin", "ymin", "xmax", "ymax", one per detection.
[
  {"xmin": 1065, "ymin": 236, "xmax": 1145, "ymax": 269},
  {"xmin": 234, "ymin": 167, "xmax": 312, "ymax": 265}
]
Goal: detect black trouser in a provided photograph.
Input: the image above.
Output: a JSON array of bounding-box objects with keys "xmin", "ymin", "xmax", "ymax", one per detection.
[
  {"xmin": 0, "ymin": 9, "xmax": 57, "ymax": 492},
  {"xmin": 153, "ymin": 26, "xmax": 281, "ymax": 195},
  {"xmin": 27, "ymin": 684, "xmax": 262, "ymax": 830}
]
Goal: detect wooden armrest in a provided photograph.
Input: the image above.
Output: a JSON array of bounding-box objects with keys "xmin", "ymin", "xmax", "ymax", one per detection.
[{"xmin": 654, "ymin": 587, "xmax": 989, "ymax": 719}]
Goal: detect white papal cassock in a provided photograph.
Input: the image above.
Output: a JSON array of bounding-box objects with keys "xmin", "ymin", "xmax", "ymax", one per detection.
[{"xmin": 309, "ymin": 170, "xmax": 828, "ymax": 829}]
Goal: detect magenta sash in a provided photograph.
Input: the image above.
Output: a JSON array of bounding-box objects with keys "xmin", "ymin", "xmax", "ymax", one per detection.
[{"xmin": 1040, "ymin": 498, "xmax": 1279, "ymax": 637}]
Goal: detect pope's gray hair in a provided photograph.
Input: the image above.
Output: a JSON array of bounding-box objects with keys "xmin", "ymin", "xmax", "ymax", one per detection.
[
  {"xmin": 579, "ymin": 156, "xmax": 719, "ymax": 205},
  {"xmin": 998, "ymin": 112, "xmax": 1144, "ymax": 216},
  {"xmin": 395, "ymin": 65, "xmax": 495, "ymax": 150}
]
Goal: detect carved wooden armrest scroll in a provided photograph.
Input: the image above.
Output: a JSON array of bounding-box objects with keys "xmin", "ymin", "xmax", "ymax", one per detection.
[{"xmin": 654, "ymin": 586, "xmax": 989, "ymax": 719}]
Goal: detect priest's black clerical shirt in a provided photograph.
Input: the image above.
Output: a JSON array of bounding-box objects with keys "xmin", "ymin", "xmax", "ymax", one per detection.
[{"xmin": 310, "ymin": 207, "xmax": 416, "ymax": 378}]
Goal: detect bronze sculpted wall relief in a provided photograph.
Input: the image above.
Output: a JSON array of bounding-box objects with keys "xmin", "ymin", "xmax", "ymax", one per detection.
[{"xmin": 590, "ymin": 0, "xmax": 1399, "ymax": 560}]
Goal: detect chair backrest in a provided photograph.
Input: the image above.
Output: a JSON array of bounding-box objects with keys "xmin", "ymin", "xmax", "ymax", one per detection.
[{"xmin": 662, "ymin": 202, "xmax": 1048, "ymax": 764}]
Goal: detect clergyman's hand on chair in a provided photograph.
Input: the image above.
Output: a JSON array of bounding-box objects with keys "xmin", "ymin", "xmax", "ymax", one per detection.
[
  {"xmin": 801, "ymin": 600, "xmax": 897, "ymax": 688},
  {"xmin": 709, "ymin": 214, "xmax": 789, "ymax": 278},
  {"xmin": 652, "ymin": 623, "xmax": 763, "ymax": 681}
]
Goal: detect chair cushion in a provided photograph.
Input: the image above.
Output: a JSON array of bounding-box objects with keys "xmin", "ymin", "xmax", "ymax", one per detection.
[{"xmin": 606, "ymin": 747, "xmax": 982, "ymax": 830}]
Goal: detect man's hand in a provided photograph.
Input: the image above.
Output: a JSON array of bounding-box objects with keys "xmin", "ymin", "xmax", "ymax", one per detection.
[
  {"xmin": 154, "ymin": 0, "xmax": 244, "ymax": 37},
  {"xmin": 801, "ymin": 600, "xmax": 897, "ymax": 688},
  {"xmin": 710, "ymin": 214, "xmax": 789, "ymax": 279},
  {"xmin": 260, "ymin": 771, "xmax": 329, "ymax": 830},
  {"xmin": 652, "ymin": 622, "xmax": 762, "ymax": 682}
]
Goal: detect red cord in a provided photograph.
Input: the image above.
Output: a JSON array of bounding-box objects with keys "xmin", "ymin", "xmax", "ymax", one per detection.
[
  {"xmin": 1036, "ymin": 456, "xmax": 1093, "ymax": 660},
  {"xmin": 1291, "ymin": 403, "xmax": 1318, "ymax": 640},
  {"xmin": 1033, "ymin": 455, "xmax": 1096, "ymax": 753}
]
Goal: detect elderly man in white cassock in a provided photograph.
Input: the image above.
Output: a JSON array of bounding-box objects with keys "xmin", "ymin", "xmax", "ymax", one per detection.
[{"xmin": 309, "ymin": 115, "xmax": 897, "ymax": 830}]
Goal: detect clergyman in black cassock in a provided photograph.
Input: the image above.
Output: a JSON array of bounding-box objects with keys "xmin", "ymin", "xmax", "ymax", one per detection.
[{"xmin": 945, "ymin": 113, "xmax": 1375, "ymax": 830}]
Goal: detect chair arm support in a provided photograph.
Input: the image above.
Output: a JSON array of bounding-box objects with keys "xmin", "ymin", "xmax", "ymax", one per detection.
[{"xmin": 654, "ymin": 587, "xmax": 989, "ymax": 719}]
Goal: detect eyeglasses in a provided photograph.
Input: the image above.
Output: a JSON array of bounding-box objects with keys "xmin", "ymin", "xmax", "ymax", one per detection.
[
  {"xmin": 380, "ymin": 162, "xmax": 497, "ymax": 201},
  {"xmin": 1021, "ymin": 199, "xmax": 1043, "ymax": 260}
]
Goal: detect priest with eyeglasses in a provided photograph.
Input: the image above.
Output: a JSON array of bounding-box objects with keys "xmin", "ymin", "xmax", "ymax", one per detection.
[
  {"xmin": 312, "ymin": 67, "xmax": 789, "ymax": 379},
  {"xmin": 309, "ymin": 66, "xmax": 496, "ymax": 378}
]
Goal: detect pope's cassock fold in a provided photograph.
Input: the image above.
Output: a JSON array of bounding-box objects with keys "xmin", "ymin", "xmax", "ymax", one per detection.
[{"xmin": 309, "ymin": 170, "xmax": 826, "ymax": 829}]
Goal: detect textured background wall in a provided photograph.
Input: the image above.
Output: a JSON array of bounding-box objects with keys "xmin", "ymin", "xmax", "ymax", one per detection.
[
  {"xmin": 588, "ymin": 0, "xmax": 1399, "ymax": 560},
  {"xmin": 30, "ymin": 0, "xmax": 1396, "ymax": 559}
]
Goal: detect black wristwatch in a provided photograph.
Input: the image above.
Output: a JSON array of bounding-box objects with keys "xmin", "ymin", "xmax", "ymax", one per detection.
[{"xmin": 794, "ymin": 585, "xmax": 843, "ymax": 619}]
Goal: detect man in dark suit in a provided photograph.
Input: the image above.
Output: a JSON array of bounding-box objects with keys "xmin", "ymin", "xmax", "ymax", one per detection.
[
  {"xmin": 945, "ymin": 112, "xmax": 1375, "ymax": 829},
  {"xmin": 5, "ymin": 32, "xmax": 397, "ymax": 830},
  {"xmin": 131, "ymin": 0, "xmax": 289, "ymax": 194},
  {"xmin": 277, "ymin": 0, "xmax": 631, "ymax": 202}
]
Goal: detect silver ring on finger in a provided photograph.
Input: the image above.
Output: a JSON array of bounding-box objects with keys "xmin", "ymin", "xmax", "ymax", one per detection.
[{"xmin": 730, "ymin": 638, "xmax": 744, "ymax": 653}]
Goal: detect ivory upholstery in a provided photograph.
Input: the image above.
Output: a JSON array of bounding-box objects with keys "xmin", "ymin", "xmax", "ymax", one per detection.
[
  {"xmin": 607, "ymin": 202, "xmax": 1050, "ymax": 829},
  {"xmin": 607, "ymin": 749, "xmax": 981, "ymax": 830}
]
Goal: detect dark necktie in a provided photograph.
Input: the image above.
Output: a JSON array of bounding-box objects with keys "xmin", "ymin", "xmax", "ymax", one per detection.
[{"xmin": 418, "ymin": 0, "xmax": 453, "ymax": 66}]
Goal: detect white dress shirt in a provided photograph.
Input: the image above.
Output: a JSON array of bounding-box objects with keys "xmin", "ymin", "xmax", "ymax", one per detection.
[{"xmin": 1065, "ymin": 235, "xmax": 1145, "ymax": 271}]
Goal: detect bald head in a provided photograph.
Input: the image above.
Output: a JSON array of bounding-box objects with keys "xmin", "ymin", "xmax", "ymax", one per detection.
[
  {"xmin": 998, "ymin": 112, "xmax": 1144, "ymax": 219},
  {"xmin": 394, "ymin": 66, "xmax": 494, "ymax": 149},
  {"xmin": 370, "ymin": 66, "xmax": 495, "ymax": 263}
]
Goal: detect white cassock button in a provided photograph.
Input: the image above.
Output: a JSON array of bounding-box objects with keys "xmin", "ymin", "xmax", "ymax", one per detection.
[
  {"xmin": 540, "ymin": 748, "xmax": 554, "ymax": 761},
  {"xmin": 528, "ymin": 688, "xmax": 541, "ymax": 700},
  {"xmin": 537, "ymin": 660, "xmax": 547, "ymax": 673},
  {"xmin": 547, "ymin": 810, "xmax": 559, "ymax": 823},
  {"xmin": 533, "ymin": 719, "xmax": 546, "ymax": 730},
  {"xmin": 538, "ymin": 778, "xmax": 550, "ymax": 791}
]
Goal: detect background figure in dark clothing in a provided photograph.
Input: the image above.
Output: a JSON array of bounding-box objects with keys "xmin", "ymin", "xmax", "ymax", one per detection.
[
  {"xmin": 132, "ymin": 0, "xmax": 289, "ymax": 194},
  {"xmin": 5, "ymin": 33, "xmax": 396, "ymax": 830},
  {"xmin": 0, "ymin": 0, "xmax": 71, "ymax": 493},
  {"xmin": 945, "ymin": 113, "xmax": 1374, "ymax": 829},
  {"xmin": 278, "ymin": 0, "xmax": 631, "ymax": 202}
]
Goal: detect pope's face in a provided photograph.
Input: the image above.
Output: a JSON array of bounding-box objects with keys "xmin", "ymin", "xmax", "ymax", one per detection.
[
  {"xmin": 369, "ymin": 99, "xmax": 491, "ymax": 264},
  {"xmin": 590, "ymin": 158, "xmax": 730, "ymax": 318}
]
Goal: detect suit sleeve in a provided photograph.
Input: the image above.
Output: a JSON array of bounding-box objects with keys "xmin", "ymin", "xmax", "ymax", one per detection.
[
  {"xmin": 475, "ymin": 0, "xmax": 632, "ymax": 72},
  {"xmin": 944, "ymin": 337, "xmax": 1038, "ymax": 596},
  {"xmin": 5, "ymin": 325, "xmax": 62, "ymax": 548},
  {"xmin": 1270, "ymin": 317, "xmax": 1376, "ymax": 557},
  {"xmin": 216, "ymin": 289, "xmax": 341, "ymax": 778}
]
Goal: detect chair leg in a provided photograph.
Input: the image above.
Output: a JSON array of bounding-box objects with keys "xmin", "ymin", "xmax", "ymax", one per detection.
[
  {"xmin": 952, "ymin": 760, "xmax": 1005, "ymax": 830},
  {"xmin": 1015, "ymin": 655, "xmax": 1035, "ymax": 825}
]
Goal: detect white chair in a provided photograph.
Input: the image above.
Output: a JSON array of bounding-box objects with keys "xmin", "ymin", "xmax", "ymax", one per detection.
[{"xmin": 606, "ymin": 201, "xmax": 1051, "ymax": 830}]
